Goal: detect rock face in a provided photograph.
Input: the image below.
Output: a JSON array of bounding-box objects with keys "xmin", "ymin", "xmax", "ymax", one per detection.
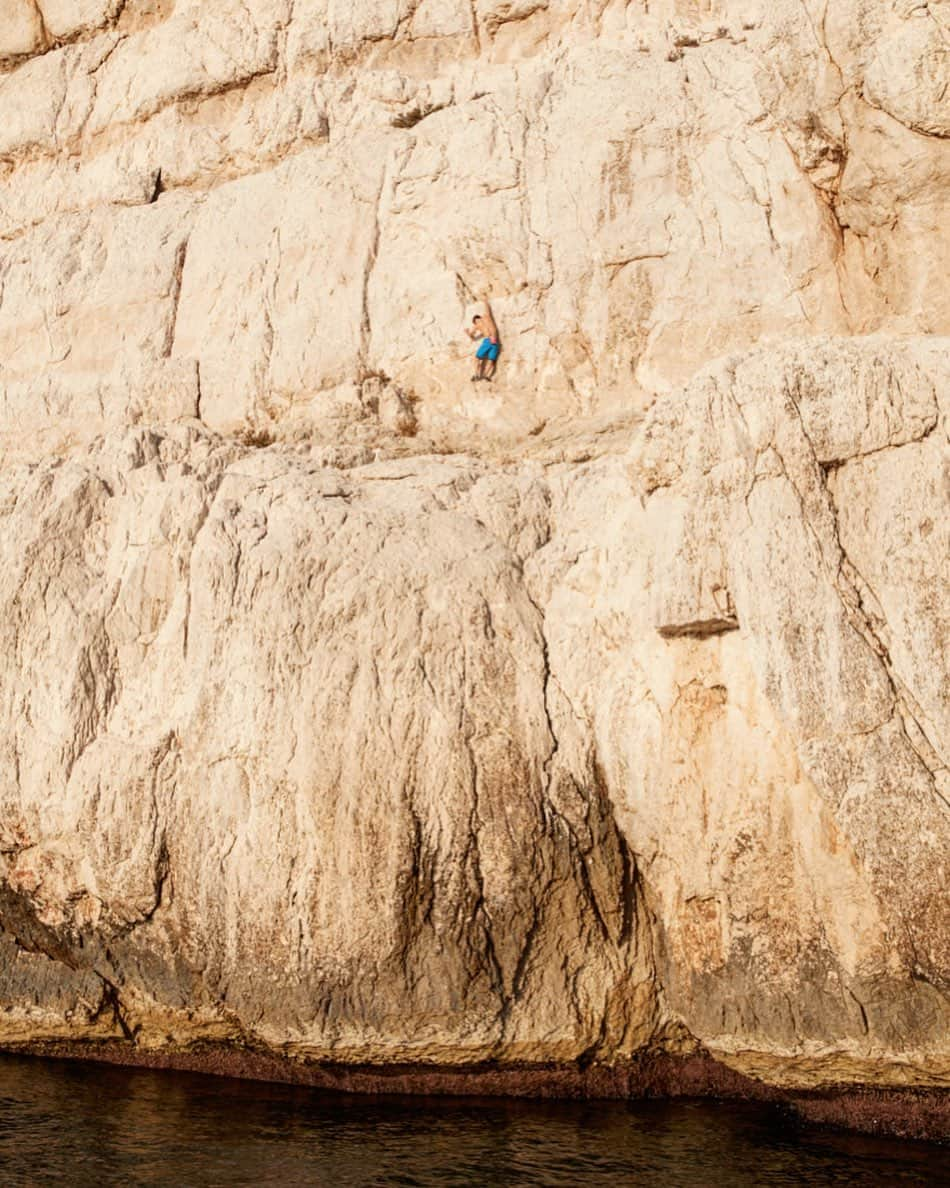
[
  {"xmin": 2, "ymin": 0, "xmax": 950, "ymax": 441},
  {"xmin": 0, "ymin": 0, "xmax": 948, "ymax": 1114}
]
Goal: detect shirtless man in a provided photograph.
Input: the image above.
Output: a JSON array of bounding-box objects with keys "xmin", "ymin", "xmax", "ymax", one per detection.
[{"xmin": 467, "ymin": 308, "xmax": 500, "ymax": 382}]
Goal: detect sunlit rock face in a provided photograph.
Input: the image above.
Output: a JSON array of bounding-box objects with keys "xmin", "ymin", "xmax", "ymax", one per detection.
[
  {"xmin": 0, "ymin": 2, "xmax": 947, "ymax": 1097},
  {"xmin": 2, "ymin": 0, "xmax": 950, "ymax": 440}
]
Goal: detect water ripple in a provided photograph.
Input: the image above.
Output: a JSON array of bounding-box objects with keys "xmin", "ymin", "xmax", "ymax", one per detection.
[{"xmin": 0, "ymin": 1055, "xmax": 944, "ymax": 1186}]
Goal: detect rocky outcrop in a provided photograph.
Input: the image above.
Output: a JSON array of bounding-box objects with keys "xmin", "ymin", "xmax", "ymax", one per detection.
[
  {"xmin": 0, "ymin": 0, "xmax": 948, "ymax": 1132},
  {"xmin": 1, "ymin": 1, "xmax": 949, "ymax": 445},
  {"xmin": 0, "ymin": 338, "xmax": 946, "ymax": 1104}
]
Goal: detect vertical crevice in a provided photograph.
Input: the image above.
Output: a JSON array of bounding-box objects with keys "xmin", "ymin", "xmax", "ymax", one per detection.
[{"xmin": 162, "ymin": 234, "xmax": 190, "ymax": 359}]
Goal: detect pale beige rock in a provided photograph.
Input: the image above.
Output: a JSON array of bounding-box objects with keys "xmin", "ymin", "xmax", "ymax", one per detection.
[
  {"xmin": 0, "ymin": 424, "xmax": 653, "ymax": 1063},
  {"xmin": 0, "ymin": 0, "xmax": 947, "ymax": 1102},
  {"xmin": 38, "ymin": 0, "xmax": 125, "ymax": 43},
  {"xmin": 611, "ymin": 339, "xmax": 950, "ymax": 1066},
  {"xmin": 0, "ymin": 1, "xmax": 44, "ymax": 61},
  {"xmin": 0, "ymin": 195, "xmax": 196, "ymax": 381},
  {"xmin": 0, "ymin": 0, "xmax": 948, "ymax": 450},
  {"xmin": 0, "ymin": 339, "xmax": 946, "ymax": 1091}
]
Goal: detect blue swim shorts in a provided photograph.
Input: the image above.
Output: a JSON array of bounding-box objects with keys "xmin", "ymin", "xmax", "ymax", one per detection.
[{"xmin": 476, "ymin": 338, "xmax": 500, "ymax": 362}]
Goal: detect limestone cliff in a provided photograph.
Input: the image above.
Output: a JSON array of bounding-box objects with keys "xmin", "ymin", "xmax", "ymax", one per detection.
[{"xmin": 0, "ymin": 0, "xmax": 948, "ymax": 1131}]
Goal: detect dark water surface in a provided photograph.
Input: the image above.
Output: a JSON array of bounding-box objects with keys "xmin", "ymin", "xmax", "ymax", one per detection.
[{"xmin": 0, "ymin": 1054, "xmax": 946, "ymax": 1186}]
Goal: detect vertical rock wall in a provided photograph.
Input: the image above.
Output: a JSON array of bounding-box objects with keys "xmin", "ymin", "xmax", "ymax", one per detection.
[
  {"xmin": 0, "ymin": 1, "xmax": 947, "ymax": 1112},
  {"xmin": 0, "ymin": 1, "xmax": 948, "ymax": 446}
]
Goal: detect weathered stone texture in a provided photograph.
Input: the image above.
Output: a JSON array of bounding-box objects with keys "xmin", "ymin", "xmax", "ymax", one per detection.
[
  {"xmin": 0, "ymin": 1, "xmax": 947, "ymax": 1102},
  {"xmin": 1, "ymin": 0, "xmax": 948, "ymax": 443}
]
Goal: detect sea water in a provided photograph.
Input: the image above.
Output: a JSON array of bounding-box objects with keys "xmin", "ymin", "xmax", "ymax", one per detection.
[{"xmin": 0, "ymin": 1054, "xmax": 945, "ymax": 1186}]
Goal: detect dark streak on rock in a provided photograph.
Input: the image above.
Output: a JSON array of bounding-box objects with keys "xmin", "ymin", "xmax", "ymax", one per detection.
[{"xmin": 658, "ymin": 617, "xmax": 740, "ymax": 639}]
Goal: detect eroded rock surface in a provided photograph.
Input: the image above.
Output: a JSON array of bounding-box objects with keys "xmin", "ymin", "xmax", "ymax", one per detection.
[
  {"xmin": 0, "ymin": 338, "xmax": 946, "ymax": 1092},
  {"xmin": 1, "ymin": 0, "xmax": 949, "ymax": 442},
  {"xmin": 0, "ymin": 0, "xmax": 948, "ymax": 1108}
]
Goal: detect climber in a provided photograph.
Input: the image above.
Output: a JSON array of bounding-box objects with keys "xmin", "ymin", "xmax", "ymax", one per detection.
[{"xmin": 467, "ymin": 308, "xmax": 501, "ymax": 382}]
